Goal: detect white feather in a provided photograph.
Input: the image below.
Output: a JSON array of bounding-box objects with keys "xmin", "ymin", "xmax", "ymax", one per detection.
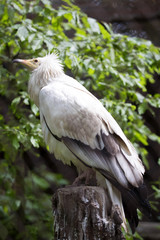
[{"xmin": 27, "ymin": 54, "xmax": 145, "ymax": 230}]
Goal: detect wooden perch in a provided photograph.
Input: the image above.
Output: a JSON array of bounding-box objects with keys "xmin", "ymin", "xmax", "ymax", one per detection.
[{"xmin": 52, "ymin": 186, "xmax": 125, "ymax": 240}]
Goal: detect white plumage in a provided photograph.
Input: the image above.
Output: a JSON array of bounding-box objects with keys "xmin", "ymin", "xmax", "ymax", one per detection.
[{"xmin": 13, "ymin": 53, "xmax": 150, "ymax": 232}]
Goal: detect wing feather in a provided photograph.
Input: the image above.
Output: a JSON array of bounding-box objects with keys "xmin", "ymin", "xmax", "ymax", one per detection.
[
  {"xmin": 39, "ymin": 77, "xmax": 144, "ymax": 189},
  {"xmin": 38, "ymin": 76, "xmax": 151, "ymax": 232}
]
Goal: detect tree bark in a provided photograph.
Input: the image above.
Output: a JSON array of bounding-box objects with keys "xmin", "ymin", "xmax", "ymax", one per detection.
[{"xmin": 52, "ymin": 186, "xmax": 125, "ymax": 240}]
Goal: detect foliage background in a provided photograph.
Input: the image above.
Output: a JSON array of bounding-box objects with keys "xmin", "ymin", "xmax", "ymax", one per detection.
[{"xmin": 0, "ymin": 0, "xmax": 160, "ymax": 239}]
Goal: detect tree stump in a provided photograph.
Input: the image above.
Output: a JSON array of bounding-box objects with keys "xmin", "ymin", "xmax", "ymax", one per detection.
[{"xmin": 52, "ymin": 186, "xmax": 125, "ymax": 240}]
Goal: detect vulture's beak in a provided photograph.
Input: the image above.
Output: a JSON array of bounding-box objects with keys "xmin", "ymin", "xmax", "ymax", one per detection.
[{"xmin": 13, "ymin": 59, "xmax": 38, "ymax": 70}]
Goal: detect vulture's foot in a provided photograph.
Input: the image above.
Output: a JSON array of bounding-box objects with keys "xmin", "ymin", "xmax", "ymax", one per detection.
[{"xmin": 72, "ymin": 168, "xmax": 97, "ymax": 186}]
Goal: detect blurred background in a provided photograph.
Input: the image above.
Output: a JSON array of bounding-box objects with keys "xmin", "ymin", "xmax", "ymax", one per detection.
[{"xmin": 0, "ymin": 0, "xmax": 160, "ymax": 239}]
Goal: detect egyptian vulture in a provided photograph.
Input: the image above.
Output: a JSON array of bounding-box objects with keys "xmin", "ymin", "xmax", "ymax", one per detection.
[{"xmin": 13, "ymin": 53, "xmax": 150, "ymax": 232}]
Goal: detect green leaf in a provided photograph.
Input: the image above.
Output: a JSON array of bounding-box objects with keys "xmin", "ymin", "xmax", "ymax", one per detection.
[
  {"xmin": 11, "ymin": 97, "xmax": 21, "ymax": 112},
  {"xmin": 138, "ymin": 101, "xmax": 148, "ymax": 114},
  {"xmin": 16, "ymin": 26, "xmax": 29, "ymax": 41},
  {"xmin": 32, "ymin": 174, "xmax": 49, "ymax": 190},
  {"xmin": 28, "ymin": 33, "xmax": 36, "ymax": 43},
  {"xmin": 44, "ymin": 39, "xmax": 54, "ymax": 51},
  {"xmin": 30, "ymin": 136, "xmax": 39, "ymax": 148},
  {"xmin": 11, "ymin": 97, "xmax": 21, "ymax": 105},
  {"xmin": 88, "ymin": 17, "xmax": 100, "ymax": 34},
  {"xmin": 32, "ymin": 39, "xmax": 43, "ymax": 51},
  {"xmin": 134, "ymin": 131, "xmax": 148, "ymax": 146},
  {"xmin": 0, "ymin": 4, "xmax": 5, "ymax": 17},
  {"xmin": 41, "ymin": 0, "xmax": 51, "ymax": 6},
  {"xmin": 152, "ymin": 185, "xmax": 160, "ymax": 199},
  {"xmin": 12, "ymin": 136, "xmax": 20, "ymax": 150},
  {"xmin": 31, "ymin": 104, "xmax": 39, "ymax": 116}
]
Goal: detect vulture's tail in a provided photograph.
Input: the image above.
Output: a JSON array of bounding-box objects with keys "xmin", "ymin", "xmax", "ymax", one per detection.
[
  {"xmin": 122, "ymin": 183, "xmax": 151, "ymax": 233},
  {"xmin": 99, "ymin": 168, "xmax": 151, "ymax": 233}
]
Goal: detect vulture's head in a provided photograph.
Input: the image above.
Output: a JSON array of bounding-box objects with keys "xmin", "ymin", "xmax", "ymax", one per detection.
[
  {"xmin": 13, "ymin": 54, "xmax": 64, "ymax": 78},
  {"xmin": 13, "ymin": 54, "xmax": 64, "ymax": 106}
]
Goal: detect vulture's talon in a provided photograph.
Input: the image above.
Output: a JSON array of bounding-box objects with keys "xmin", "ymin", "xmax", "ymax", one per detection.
[{"xmin": 72, "ymin": 169, "xmax": 97, "ymax": 186}]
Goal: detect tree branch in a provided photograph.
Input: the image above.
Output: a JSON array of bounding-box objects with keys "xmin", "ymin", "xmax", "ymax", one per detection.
[{"xmin": 52, "ymin": 186, "xmax": 125, "ymax": 240}]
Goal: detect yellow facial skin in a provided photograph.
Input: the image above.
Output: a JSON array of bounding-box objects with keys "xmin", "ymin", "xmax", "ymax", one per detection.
[{"xmin": 13, "ymin": 58, "xmax": 40, "ymax": 70}]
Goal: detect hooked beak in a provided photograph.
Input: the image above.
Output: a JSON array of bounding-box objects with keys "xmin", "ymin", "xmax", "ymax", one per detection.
[{"xmin": 13, "ymin": 59, "xmax": 37, "ymax": 70}]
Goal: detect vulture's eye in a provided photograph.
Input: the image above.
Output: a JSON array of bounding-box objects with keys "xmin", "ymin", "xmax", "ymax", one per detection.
[{"xmin": 34, "ymin": 59, "xmax": 38, "ymax": 63}]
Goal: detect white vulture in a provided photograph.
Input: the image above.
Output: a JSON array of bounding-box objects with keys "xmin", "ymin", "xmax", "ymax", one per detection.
[{"xmin": 13, "ymin": 53, "xmax": 150, "ymax": 232}]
